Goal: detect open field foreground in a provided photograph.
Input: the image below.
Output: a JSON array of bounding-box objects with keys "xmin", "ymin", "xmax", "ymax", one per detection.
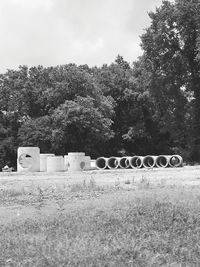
[{"xmin": 1, "ymin": 166, "xmax": 200, "ymax": 266}]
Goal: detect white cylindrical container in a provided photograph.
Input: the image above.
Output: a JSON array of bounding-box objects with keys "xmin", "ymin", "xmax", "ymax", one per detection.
[
  {"xmin": 40, "ymin": 154, "xmax": 55, "ymax": 172},
  {"xmin": 85, "ymin": 156, "xmax": 91, "ymax": 170},
  {"xmin": 64, "ymin": 155, "xmax": 68, "ymax": 171},
  {"xmin": 17, "ymin": 147, "xmax": 40, "ymax": 172},
  {"xmin": 67, "ymin": 152, "xmax": 86, "ymax": 171},
  {"xmin": 91, "ymin": 159, "xmax": 97, "ymax": 170},
  {"xmin": 46, "ymin": 156, "xmax": 64, "ymax": 172}
]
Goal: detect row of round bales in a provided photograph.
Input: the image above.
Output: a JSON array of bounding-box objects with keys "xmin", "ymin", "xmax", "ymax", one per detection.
[{"xmin": 95, "ymin": 155, "xmax": 183, "ymax": 170}]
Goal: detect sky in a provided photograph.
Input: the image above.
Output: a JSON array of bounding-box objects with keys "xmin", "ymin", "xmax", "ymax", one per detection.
[{"xmin": 0, "ymin": 0, "xmax": 163, "ymax": 73}]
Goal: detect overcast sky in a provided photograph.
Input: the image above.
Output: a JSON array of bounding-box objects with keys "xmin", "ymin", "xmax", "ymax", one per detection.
[{"xmin": 0, "ymin": 0, "xmax": 163, "ymax": 73}]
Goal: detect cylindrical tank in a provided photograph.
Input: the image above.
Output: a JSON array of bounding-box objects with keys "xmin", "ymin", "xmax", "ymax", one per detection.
[
  {"xmin": 46, "ymin": 156, "xmax": 64, "ymax": 172},
  {"xmin": 64, "ymin": 155, "xmax": 68, "ymax": 171},
  {"xmin": 85, "ymin": 156, "xmax": 91, "ymax": 170},
  {"xmin": 17, "ymin": 147, "xmax": 40, "ymax": 172},
  {"xmin": 67, "ymin": 152, "xmax": 86, "ymax": 171},
  {"xmin": 40, "ymin": 154, "xmax": 55, "ymax": 172},
  {"xmin": 90, "ymin": 159, "xmax": 97, "ymax": 170}
]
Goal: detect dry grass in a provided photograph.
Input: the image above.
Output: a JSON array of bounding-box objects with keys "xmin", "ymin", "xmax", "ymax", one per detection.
[
  {"xmin": 0, "ymin": 178, "xmax": 111, "ymax": 207},
  {"xmin": 0, "ymin": 177, "xmax": 200, "ymax": 266}
]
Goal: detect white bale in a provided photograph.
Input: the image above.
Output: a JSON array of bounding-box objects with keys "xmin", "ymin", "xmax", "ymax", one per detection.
[
  {"xmin": 67, "ymin": 152, "xmax": 86, "ymax": 171},
  {"xmin": 40, "ymin": 154, "xmax": 55, "ymax": 172},
  {"xmin": 17, "ymin": 147, "xmax": 40, "ymax": 172},
  {"xmin": 46, "ymin": 156, "xmax": 64, "ymax": 172}
]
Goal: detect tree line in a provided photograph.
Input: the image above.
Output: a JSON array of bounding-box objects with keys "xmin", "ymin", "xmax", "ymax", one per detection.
[{"xmin": 0, "ymin": 0, "xmax": 200, "ymax": 168}]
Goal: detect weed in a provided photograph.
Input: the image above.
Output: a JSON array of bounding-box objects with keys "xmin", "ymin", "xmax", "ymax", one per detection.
[
  {"xmin": 0, "ymin": 188, "xmax": 24, "ymax": 198},
  {"xmin": 69, "ymin": 178, "xmax": 103, "ymax": 193},
  {"xmin": 159, "ymin": 178, "xmax": 167, "ymax": 188},
  {"xmin": 138, "ymin": 175, "xmax": 150, "ymax": 189},
  {"xmin": 114, "ymin": 178, "xmax": 120, "ymax": 187},
  {"xmin": 56, "ymin": 199, "xmax": 65, "ymax": 215},
  {"xmin": 88, "ymin": 177, "xmax": 96, "ymax": 188},
  {"xmin": 124, "ymin": 179, "xmax": 131, "ymax": 184},
  {"xmin": 1, "ymin": 188, "xmax": 200, "ymax": 266}
]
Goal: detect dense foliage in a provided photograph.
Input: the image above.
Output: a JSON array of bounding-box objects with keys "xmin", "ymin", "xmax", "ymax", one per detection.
[{"xmin": 0, "ymin": 0, "xmax": 200, "ymax": 168}]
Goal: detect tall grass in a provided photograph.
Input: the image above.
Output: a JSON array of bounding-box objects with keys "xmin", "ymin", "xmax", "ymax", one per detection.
[
  {"xmin": 0, "ymin": 178, "xmax": 109, "ymax": 207},
  {"xmin": 1, "ymin": 186, "xmax": 200, "ymax": 266}
]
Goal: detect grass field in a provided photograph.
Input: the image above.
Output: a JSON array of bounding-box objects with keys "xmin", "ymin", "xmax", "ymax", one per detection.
[{"xmin": 1, "ymin": 167, "xmax": 200, "ymax": 266}]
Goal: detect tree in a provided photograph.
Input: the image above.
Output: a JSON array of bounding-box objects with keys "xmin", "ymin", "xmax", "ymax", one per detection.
[
  {"xmin": 140, "ymin": 0, "xmax": 200, "ymax": 160},
  {"xmin": 93, "ymin": 56, "xmax": 163, "ymax": 155},
  {"xmin": 51, "ymin": 95, "xmax": 114, "ymax": 157},
  {"xmin": 16, "ymin": 64, "xmax": 115, "ymax": 158},
  {"xmin": 18, "ymin": 116, "xmax": 53, "ymax": 153},
  {"xmin": 0, "ymin": 112, "xmax": 19, "ymax": 169},
  {"xmin": 0, "ymin": 66, "xmax": 42, "ymax": 118}
]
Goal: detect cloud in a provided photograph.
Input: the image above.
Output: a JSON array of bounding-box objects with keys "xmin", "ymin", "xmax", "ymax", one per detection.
[{"xmin": 0, "ymin": 0, "xmax": 163, "ymax": 73}]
